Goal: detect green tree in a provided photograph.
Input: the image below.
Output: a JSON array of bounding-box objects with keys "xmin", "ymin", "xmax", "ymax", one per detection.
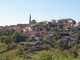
[{"xmin": 11, "ymin": 32, "xmax": 26, "ymax": 43}]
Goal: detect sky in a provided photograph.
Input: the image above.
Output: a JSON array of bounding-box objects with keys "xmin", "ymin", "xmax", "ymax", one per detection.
[{"xmin": 0, "ymin": 0, "xmax": 80, "ymax": 26}]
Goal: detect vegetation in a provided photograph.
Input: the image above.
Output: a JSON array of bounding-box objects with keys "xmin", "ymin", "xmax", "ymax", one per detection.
[{"xmin": 0, "ymin": 19, "xmax": 80, "ymax": 60}]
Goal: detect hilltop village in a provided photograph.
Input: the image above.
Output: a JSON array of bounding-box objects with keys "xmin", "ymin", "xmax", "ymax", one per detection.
[
  {"xmin": 0, "ymin": 15, "xmax": 80, "ymax": 44},
  {"xmin": 0, "ymin": 15, "xmax": 80, "ymax": 47},
  {"xmin": 0, "ymin": 15, "xmax": 80, "ymax": 34},
  {"xmin": 0, "ymin": 15, "xmax": 80, "ymax": 60}
]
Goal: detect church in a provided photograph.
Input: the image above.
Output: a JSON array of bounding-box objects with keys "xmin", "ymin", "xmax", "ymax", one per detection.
[
  {"xmin": 29, "ymin": 14, "xmax": 37, "ymax": 25},
  {"xmin": 22, "ymin": 14, "xmax": 37, "ymax": 33}
]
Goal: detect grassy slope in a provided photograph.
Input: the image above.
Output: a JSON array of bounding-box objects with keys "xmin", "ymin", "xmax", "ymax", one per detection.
[
  {"xmin": 0, "ymin": 43, "xmax": 7, "ymax": 52},
  {"xmin": 0, "ymin": 49, "xmax": 18, "ymax": 60},
  {"xmin": 0, "ymin": 49, "xmax": 80, "ymax": 60},
  {"xmin": 27, "ymin": 49, "xmax": 80, "ymax": 60}
]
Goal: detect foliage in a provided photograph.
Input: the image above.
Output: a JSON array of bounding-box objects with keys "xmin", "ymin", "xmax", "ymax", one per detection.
[
  {"xmin": 11, "ymin": 32, "xmax": 26, "ymax": 43},
  {"xmin": 0, "ymin": 43, "xmax": 7, "ymax": 52},
  {"xmin": 0, "ymin": 19, "xmax": 79, "ymax": 60},
  {"xmin": 16, "ymin": 47, "xmax": 23, "ymax": 56}
]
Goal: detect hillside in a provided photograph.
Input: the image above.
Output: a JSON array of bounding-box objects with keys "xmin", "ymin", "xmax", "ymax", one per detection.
[{"xmin": 0, "ymin": 19, "xmax": 80, "ymax": 60}]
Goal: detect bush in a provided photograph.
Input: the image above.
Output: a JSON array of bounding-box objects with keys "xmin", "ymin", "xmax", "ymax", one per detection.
[
  {"xmin": 7, "ymin": 43, "xmax": 16, "ymax": 50},
  {"xmin": 16, "ymin": 48, "xmax": 23, "ymax": 56}
]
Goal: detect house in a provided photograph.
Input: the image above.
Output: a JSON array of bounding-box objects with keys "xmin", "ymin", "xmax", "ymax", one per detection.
[{"xmin": 78, "ymin": 22, "xmax": 80, "ymax": 26}]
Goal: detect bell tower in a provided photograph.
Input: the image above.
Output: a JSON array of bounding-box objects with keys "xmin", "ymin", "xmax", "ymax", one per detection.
[{"xmin": 29, "ymin": 14, "xmax": 31, "ymax": 24}]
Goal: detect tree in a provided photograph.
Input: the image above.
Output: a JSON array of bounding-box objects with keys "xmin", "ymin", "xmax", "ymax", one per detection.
[
  {"xmin": 11, "ymin": 32, "xmax": 26, "ymax": 43},
  {"xmin": 7, "ymin": 43, "xmax": 16, "ymax": 50},
  {"xmin": 36, "ymin": 22, "xmax": 45, "ymax": 31},
  {"xmin": 0, "ymin": 35, "xmax": 8, "ymax": 43}
]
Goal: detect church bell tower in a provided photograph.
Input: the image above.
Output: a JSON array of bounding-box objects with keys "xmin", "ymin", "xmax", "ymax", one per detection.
[{"xmin": 29, "ymin": 14, "xmax": 31, "ymax": 24}]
